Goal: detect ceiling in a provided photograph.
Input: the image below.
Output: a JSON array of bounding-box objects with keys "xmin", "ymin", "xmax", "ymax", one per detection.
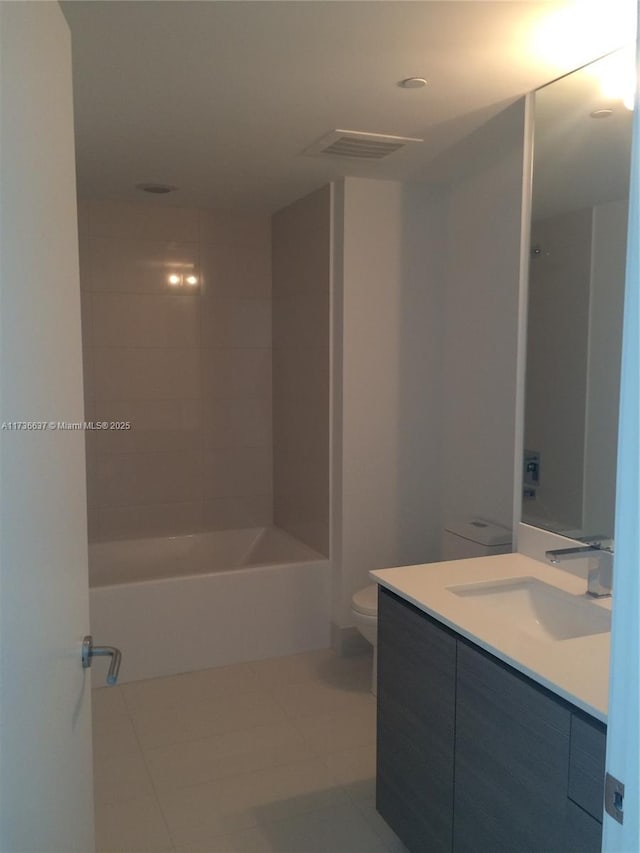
[
  {"xmin": 61, "ymin": 1, "xmax": 635, "ymax": 213},
  {"xmin": 532, "ymin": 50, "xmax": 633, "ymax": 220}
]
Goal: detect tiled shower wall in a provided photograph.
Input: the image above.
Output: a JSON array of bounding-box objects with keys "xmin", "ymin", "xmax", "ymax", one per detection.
[
  {"xmin": 79, "ymin": 200, "xmax": 272, "ymax": 542},
  {"xmin": 272, "ymin": 186, "xmax": 331, "ymax": 556}
]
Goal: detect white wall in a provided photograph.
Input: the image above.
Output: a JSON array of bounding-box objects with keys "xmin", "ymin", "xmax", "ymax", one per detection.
[
  {"xmin": 442, "ymin": 100, "xmax": 527, "ymax": 535},
  {"xmin": 331, "ymin": 177, "xmax": 445, "ymax": 628},
  {"xmin": 330, "ymin": 104, "xmax": 528, "ymax": 630}
]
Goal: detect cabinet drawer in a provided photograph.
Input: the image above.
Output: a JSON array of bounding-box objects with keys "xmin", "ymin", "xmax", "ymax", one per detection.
[
  {"xmin": 568, "ymin": 712, "xmax": 606, "ymax": 821},
  {"xmin": 565, "ymin": 800, "xmax": 603, "ymax": 853}
]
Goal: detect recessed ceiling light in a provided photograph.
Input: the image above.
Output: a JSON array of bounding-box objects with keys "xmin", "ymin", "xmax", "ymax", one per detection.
[
  {"xmin": 136, "ymin": 183, "xmax": 178, "ymax": 194},
  {"xmin": 590, "ymin": 108, "xmax": 614, "ymax": 119},
  {"xmin": 399, "ymin": 77, "xmax": 428, "ymax": 89}
]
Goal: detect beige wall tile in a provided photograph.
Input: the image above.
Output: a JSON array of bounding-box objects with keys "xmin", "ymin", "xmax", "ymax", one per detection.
[
  {"xmin": 203, "ymin": 397, "xmax": 272, "ymax": 449},
  {"xmin": 85, "ymin": 436, "xmax": 98, "ymax": 510},
  {"xmin": 273, "ymin": 493, "xmax": 329, "ymax": 557},
  {"xmin": 272, "ymin": 229, "xmax": 330, "ymax": 301},
  {"xmin": 80, "ymin": 290, "xmax": 92, "ymax": 344},
  {"xmin": 78, "ymin": 233, "xmax": 92, "ymax": 291},
  {"xmin": 202, "ymin": 447, "xmax": 272, "ymax": 499},
  {"xmin": 92, "ymin": 347, "xmax": 201, "ymax": 401},
  {"xmin": 95, "ymin": 451, "xmax": 203, "ymax": 507},
  {"xmin": 272, "ymin": 186, "xmax": 331, "ymax": 554},
  {"xmin": 89, "ymin": 237, "xmax": 199, "ymax": 295},
  {"xmin": 272, "ymin": 185, "xmax": 330, "ymax": 251},
  {"xmin": 272, "ymin": 291, "xmax": 329, "ymax": 350},
  {"xmin": 82, "ymin": 200, "xmax": 273, "ymax": 542},
  {"xmin": 89, "ymin": 201, "xmax": 199, "ymax": 242},
  {"xmin": 273, "ymin": 453, "xmax": 329, "ymax": 520},
  {"xmin": 98, "ymin": 502, "xmax": 203, "ymax": 542},
  {"xmin": 202, "ymin": 348, "xmax": 271, "ymax": 399},
  {"xmin": 82, "ymin": 347, "xmax": 94, "ymax": 408},
  {"xmin": 273, "ymin": 346, "xmax": 329, "ymax": 402},
  {"xmin": 200, "ymin": 244, "xmax": 271, "ymax": 299},
  {"xmin": 273, "ymin": 398, "xmax": 329, "ymax": 457},
  {"xmin": 77, "ymin": 199, "xmax": 90, "ymax": 243},
  {"xmin": 91, "ymin": 292, "xmax": 200, "ymax": 348},
  {"xmin": 201, "ymin": 297, "xmax": 271, "ymax": 348},
  {"xmin": 201, "ymin": 496, "xmax": 273, "ymax": 530},
  {"xmin": 199, "ymin": 209, "xmax": 270, "ymax": 252},
  {"xmin": 89, "ymin": 399, "xmax": 202, "ymax": 455},
  {"xmin": 86, "ymin": 505, "xmax": 100, "ymax": 543}
]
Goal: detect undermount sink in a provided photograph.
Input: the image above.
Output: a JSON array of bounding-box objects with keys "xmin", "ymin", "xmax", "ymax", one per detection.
[{"xmin": 447, "ymin": 576, "xmax": 611, "ymax": 642}]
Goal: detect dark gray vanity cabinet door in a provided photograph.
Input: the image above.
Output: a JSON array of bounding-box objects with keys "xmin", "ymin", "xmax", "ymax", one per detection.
[
  {"xmin": 568, "ymin": 712, "xmax": 607, "ymax": 820},
  {"xmin": 377, "ymin": 588, "xmax": 456, "ymax": 853},
  {"xmin": 565, "ymin": 801, "xmax": 603, "ymax": 853},
  {"xmin": 453, "ymin": 641, "xmax": 572, "ymax": 853}
]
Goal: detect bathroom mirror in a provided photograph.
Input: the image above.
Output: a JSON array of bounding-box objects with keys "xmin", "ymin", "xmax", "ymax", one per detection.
[{"xmin": 522, "ymin": 48, "xmax": 634, "ymax": 541}]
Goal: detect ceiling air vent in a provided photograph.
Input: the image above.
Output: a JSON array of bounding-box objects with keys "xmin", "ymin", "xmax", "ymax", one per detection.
[{"xmin": 304, "ymin": 129, "xmax": 423, "ymax": 161}]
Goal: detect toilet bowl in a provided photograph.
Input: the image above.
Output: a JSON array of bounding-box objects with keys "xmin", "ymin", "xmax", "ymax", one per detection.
[
  {"xmin": 351, "ymin": 584, "xmax": 379, "ymax": 695},
  {"xmin": 351, "ymin": 518, "xmax": 513, "ymax": 696}
]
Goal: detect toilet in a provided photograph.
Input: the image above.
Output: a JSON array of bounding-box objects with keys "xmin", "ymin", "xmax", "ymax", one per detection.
[
  {"xmin": 351, "ymin": 518, "xmax": 512, "ymax": 695},
  {"xmin": 351, "ymin": 584, "xmax": 379, "ymax": 691}
]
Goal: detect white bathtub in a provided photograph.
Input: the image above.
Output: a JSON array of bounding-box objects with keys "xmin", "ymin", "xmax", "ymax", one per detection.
[{"xmin": 89, "ymin": 527, "xmax": 331, "ymax": 684}]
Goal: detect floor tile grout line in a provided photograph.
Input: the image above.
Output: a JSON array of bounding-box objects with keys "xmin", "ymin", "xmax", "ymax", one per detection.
[
  {"xmin": 126, "ymin": 698, "xmax": 304, "ymax": 755},
  {"xmin": 119, "ymin": 689, "xmax": 179, "ymax": 853},
  {"xmin": 141, "ymin": 751, "xmax": 331, "ymax": 801},
  {"xmin": 96, "ymin": 682, "xmax": 375, "ymax": 760},
  {"xmin": 150, "ymin": 772, "xmax": 365, "ymax": 850},
  {"xmin": 139, "ymin": 746, "xmax": 343, "ymax": 800},
  {"xmin": 92, "ymin": 651, "xmax": 378, "ymax": 852},
  {"xmin": 213, "ymin": 784, "xmax": 369, "ymax": 852},
  {"xmin": 119, "ymin": 698, "xmax": 357, "ymax": 801},
  {"xmin": 140, "ymin": 716, "xmax": 313, "ymax": 760}
]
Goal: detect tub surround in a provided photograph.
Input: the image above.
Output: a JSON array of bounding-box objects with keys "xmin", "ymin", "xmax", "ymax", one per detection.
[
  {"xmin": 79, "ymin": 200, "xmax": 273, "ymax": 543},
  {"xmin": 90, "ymin": 526, "xmax": 324, "ymax": 587},
  {"xmin": 372, "ymin": 552, "xmax": 610, "ymax": 721},
  {"xmin": 89, "ymin": 526, "xmax": 330, "ymax": 683},
  {"xmin": 272, "ymin": 186, "xmax": 331, "ymax": 556}
]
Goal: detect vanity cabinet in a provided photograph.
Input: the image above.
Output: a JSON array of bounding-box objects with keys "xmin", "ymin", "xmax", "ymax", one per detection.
[
  {"xmin": 454, "ymin": 642, "xmax": 571, "ymax": 852},
  {"xmin": 376, "ymin": 587, "xmax": 606, "ymax": 853},
  {"xmin": 376, "ymin": 583, "xmax": 456, "ymax": 853}
]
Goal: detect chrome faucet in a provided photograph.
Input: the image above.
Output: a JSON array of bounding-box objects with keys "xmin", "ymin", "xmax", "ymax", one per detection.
[{"xmin": 545, "ymin": 544, "xmax": 613, "ymax": 598}]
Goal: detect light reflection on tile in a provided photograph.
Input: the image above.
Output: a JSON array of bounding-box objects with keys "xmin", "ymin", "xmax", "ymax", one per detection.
[
  {"xmin": 92, "ymin": 649, "xmax": 402, "ymax": 853},
  {"xmin": 80, "ymin": 201, "xmax": 273, "ymax": 543}
]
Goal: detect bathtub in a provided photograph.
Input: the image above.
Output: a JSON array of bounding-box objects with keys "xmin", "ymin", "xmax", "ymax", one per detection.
[{"xmin": 89, "ymin": 526, "xmax": 331, "ymax": 684}]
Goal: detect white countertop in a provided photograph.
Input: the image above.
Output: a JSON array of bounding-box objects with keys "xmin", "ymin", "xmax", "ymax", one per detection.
[{"xmin": 371, "ymin": 553, "xmax": 610, "ymax": 723}]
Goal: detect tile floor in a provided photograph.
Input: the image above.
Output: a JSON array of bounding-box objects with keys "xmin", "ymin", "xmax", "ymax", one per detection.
[{"xmin": 92, "ymin": 648, "xmax": 407, "ymax": 853}]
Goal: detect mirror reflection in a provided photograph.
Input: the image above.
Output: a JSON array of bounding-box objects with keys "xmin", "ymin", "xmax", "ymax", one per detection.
[{"xmin": 522, "ymin": 49, "xmax": 634, "ymax": 541}]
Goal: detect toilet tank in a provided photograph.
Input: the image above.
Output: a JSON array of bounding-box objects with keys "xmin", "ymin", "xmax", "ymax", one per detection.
[{"xmin": 442, "ymin": 519, "xmax": 512, "ymax": 561}]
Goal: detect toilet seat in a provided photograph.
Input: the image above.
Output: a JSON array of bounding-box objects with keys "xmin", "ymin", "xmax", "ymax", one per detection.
[{"xmin": 352, "ymin": 584, "xmax": 378, "ymax": 617}]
